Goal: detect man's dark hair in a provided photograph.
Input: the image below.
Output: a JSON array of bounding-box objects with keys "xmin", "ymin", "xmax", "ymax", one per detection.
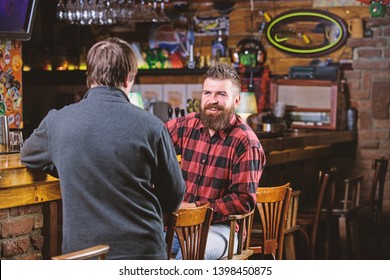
[{"xmin": 86, "ymin": 37, "xmax": 138, "ymax": 88}]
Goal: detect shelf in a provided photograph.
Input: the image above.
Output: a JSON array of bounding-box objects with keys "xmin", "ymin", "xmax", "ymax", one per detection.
[
  {"xmin": 22, "ymin": 66, "xmax": 266, "ymax": 86},
  {"xmin": 22, "ymin": 68, "xmax": 209, "ymax": 86},
  {"xmin": 138, "ymin": 68, "xmax": 207, "ymax": 76}
]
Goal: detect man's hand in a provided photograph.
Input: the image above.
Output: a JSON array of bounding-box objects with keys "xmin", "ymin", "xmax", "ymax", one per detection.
[{"xmin": 179, "ymin": 202, "xmax": 197, "ymax": 209}]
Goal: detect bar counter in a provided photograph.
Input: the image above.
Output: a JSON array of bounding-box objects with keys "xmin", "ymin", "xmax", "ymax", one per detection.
[
  {"xmin": 259, "ymin": 129, "xmax": 356, "ymax": 165},
  {"xmin": 0, "ymin": 130, "xmax": 356, "ymax": 210},
  {"xmin": 0, "ymin": 130, "xmax": 356, "ymax": 259},
  {"xmin": 0, "ymin": 153, "xmax": 60, "ymax": 210}
]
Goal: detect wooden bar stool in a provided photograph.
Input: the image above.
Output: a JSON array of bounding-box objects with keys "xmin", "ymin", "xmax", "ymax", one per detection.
[
  {"xmin": 296, "ymin": 167, "xmax": 337, "ymax": 259},
  {"xmin": 337, "ymin": 157, "xmax": 388, "ymax": 259}
]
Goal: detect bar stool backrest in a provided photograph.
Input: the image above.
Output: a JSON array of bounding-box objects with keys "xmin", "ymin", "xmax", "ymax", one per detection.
[
  {"xmin": 249, "ymin": 183, "xmax": 292, "ymax": 260},
  {"xmin": 369, "ymin": 157, "xmax": 388, "ymax": 216},
  {"xmin": 296, "ymin": 167, "xmax": 337, "ymax": 259},
  {"xmin": 51, "ymin": 244, "xmax": 110, "ymax": 260}
]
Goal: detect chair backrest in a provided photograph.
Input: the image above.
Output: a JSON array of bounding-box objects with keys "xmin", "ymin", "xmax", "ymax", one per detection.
[
  {"xmin": 165, "ymin": 203, "xmax": 213, "ymax": 260},
  {"xmin": 342, "ymin": 174, "xmax": 364, "ymax": 211},
  {"xmin": 284, "ymin": 190, "xmax": 304, "ymax": 260},
  {"xmin": 285, "ymin": 190, "xmax": 301, "ymax": 233},
  {"xmin": 369, "ymin": 157, "xmax": 388, "ymax": 214},
  {"xmin": 250, "ymin": 183, "xmax": 292, "ymax": 260},
  {"xmin": 367, "ymin": 157, "xmax": 388, "ymax": 257},
  {"xmin": 51, "ymin": 244, "xmax": 110, "ymax": 260}
]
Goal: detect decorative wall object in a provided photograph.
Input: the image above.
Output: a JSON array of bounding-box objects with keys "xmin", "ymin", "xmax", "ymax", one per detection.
[
  {"xmin": 266, "ymin": 9, "xmax": 348, "ymax": 57},
  {"xmin": 0, "ymin": 40, "xmax": 23, "ymax": 129}
]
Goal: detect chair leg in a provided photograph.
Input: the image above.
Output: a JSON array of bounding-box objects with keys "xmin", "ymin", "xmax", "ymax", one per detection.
[
  {"xmin": 297, "ymin": 227, "xmax": 310, "ymax": 259},
  {"xmin": 367, "ymin": 211, "xmax": 373, "ymax": 258},
  {"xmin": 284, "ymin": 233, "xmax": 296, "ymax": 260},
  {"xmin": 377, "ymin": 211, "xmax": 383, "ymax": 258},
  {"xmin": 338, "ymin": 215, "xmax": 348, "ymax": 259},
  {"xmin": 367, "ymin": 208, "xmax": 380, "ymax": 258},
  {"xmin": 310, "ymin": 225, "xmax": 318, "ymax": 259},
  {"xmin": 349, "ymin": 214, "xmax": 360, "ymax": 259}
]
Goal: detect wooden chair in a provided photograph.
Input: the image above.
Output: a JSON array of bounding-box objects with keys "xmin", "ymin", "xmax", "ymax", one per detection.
[
  {"xmin": 249, "ymin": 183, "xmax": 292, "ymax": 260},
  {"xmin": 296, "ymin": 167, "xmax": 337, "ymax": 259},
  {"xmin": 165, "ymin": 202, "xmax": 213, "ymax": 260},
  {"xmin": 331, "ymin": 174, "xmax": 364, "ymax": 259},
  {"xmin": 334, "ymin": 157, "xmax": 388, "ymax": 259},
  {"xmin": 51, "ymin": 244, "xmax": 110, "ymax": 260},
  {"xmin": 221, "ymin": 209, "xmax": 255, "ymax": 260},
  {"xmin": 358, "ymin": 157, "xmax": 388, "ymax": 258}
]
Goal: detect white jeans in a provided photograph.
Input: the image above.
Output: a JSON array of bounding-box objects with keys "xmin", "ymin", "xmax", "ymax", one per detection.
[{"xmin": 171, "ymin": 223, "xmax": 238, "ymax": 260}]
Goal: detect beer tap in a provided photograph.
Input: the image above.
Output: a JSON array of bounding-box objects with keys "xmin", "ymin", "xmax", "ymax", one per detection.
[{"xmin": 174, "ymin": 107, "xmax": 180, "ymax": 118}]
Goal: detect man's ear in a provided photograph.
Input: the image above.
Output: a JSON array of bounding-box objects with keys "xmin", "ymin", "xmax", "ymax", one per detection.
[
  {"xmin": 234, "ymin": 93, "xmax": 241, "ymax": 109},
  {"xmin": 125, "ymin": 73, "xmax": 134, "ymax": 89}
]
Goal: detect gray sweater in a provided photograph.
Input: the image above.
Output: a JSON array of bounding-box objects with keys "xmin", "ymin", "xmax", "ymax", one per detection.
[{"xmin": 21, "ymin": 86, "xmax": 185, "ymax": 259}]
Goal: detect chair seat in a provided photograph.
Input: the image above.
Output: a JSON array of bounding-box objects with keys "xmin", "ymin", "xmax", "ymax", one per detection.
[{"xmin": 225, "ymin": 249, "xmax": 254, "ymax": 260}]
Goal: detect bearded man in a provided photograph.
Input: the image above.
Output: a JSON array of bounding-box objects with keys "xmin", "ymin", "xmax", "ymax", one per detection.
[{"xmin": 165, "ymin": 63, "xmax": 266, "ymax": 259}]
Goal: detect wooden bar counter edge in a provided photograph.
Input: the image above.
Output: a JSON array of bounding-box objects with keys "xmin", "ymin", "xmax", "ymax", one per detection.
[{"xmin": 0, "ymin": 130, "xmax": 356, "ymax": 210}]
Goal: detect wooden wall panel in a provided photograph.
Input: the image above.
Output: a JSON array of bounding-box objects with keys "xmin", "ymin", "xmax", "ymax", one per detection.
[{"xmin": 189, "ymin": 1, "xmax": 370, "ymax": 75}]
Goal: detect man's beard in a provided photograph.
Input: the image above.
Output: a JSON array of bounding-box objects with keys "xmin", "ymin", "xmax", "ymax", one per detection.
[{"xmin": 200, "ymin": 104, "xmax": 235, "ymax": 132}]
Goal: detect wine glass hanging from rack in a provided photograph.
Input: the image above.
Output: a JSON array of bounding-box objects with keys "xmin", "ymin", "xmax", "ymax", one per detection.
[{"xmin": 56, "ymin": 0, "xmax": 171, "ymax": 25}]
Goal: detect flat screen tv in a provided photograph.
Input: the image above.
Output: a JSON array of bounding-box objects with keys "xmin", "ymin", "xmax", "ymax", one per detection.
[{"xmin": 0, "ymin": 0, "xmax": 37, "ymax": 41}]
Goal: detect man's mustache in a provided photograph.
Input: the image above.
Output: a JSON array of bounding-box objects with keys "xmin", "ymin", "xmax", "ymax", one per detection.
[{"xmin": 204, "ymin": 104, "xmax": 224, "ymax": 110}]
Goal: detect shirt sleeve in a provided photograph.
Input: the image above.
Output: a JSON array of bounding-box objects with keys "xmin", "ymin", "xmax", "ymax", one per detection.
[
  {"xmin": 20, "ymin": 111, "xmax": 54, "ymax": 172},
  {"xmin": 152, "ymin": 126, "xmax": 186, "ymax": 213},
  {"xmin": 164, "ymin": 117, "xmax": 185, "ymax": 155}
]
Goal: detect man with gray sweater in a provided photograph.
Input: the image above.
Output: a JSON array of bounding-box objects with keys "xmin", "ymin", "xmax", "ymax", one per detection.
[{"xmin": 21, "ymin": 37, "xmax": 185, "ymax": 259}]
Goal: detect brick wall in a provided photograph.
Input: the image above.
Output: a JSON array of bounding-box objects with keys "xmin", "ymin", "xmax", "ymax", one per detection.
[
  {"xmin": 0, "ymin": 205, "xmax": 44, "ymax": 260},
  {"xmin": 344, "ymin": 12, "xmax": 390, "ymax": 208}
]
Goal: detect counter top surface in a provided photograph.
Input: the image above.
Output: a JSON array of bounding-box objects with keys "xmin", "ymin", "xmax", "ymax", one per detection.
[
  {"xmin": 0, "ymin": 153, "xmax": 59, "ymax": 189},
  {"xmin": 257, "ymin": 129, "xmax": 356, "ymax": 153},
  {"xmin": 0, "ymin": 129, "xmax": 356, "ymax": 174},
  {"xmin": 0, "ymin": 129, "xmax": 356, "ymax": 209},
  {"xmin": 0, "ymin": 152, "xmax": 25, "ymax": 170}
]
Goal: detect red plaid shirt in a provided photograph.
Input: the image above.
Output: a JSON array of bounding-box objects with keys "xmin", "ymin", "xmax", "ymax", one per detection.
[{"xmin": 165, "ymin": 112, "xmax": 266, "ymax": 223}]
